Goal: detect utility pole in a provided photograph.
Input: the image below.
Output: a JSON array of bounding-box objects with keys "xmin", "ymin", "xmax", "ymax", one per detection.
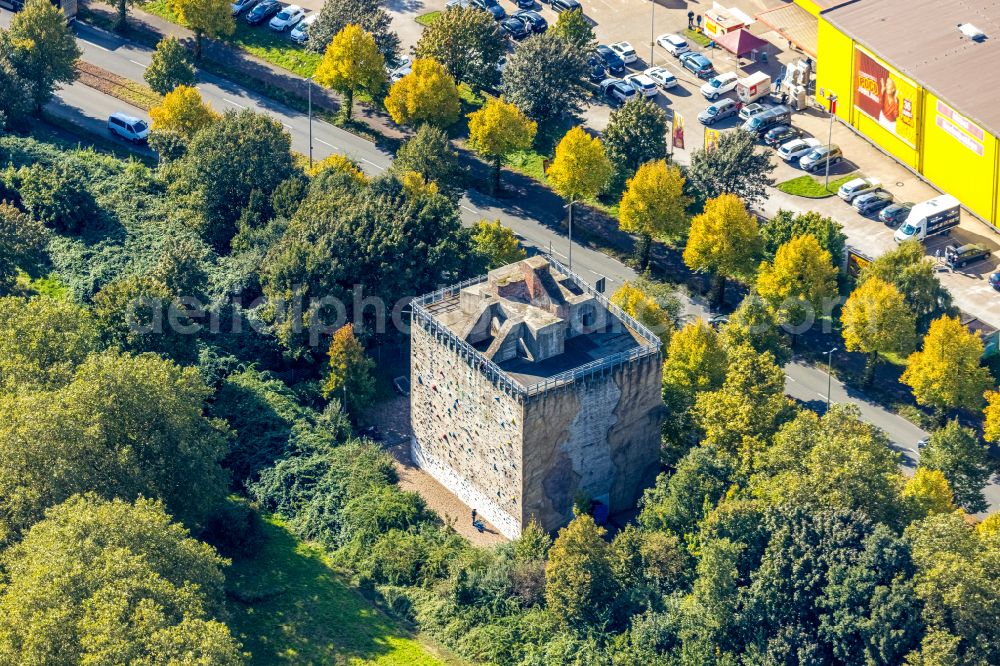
[
  {"xmin": 649, "ymin": 0, "xmax": 655, "ymax": 65},
  {"xmin": 823, "ymin": 91, "xmax": 837, "ymax": 192},
  {"xmin": 307, "ymin": 76, "xmax": 315, "ymax": 169},
  {"xmin": 825, "ymin": 347, "xmax": 837, "ymax": 411},
  {"xmin": 565, "ymin": 199, "xmax": 575, "ymax": 270}
]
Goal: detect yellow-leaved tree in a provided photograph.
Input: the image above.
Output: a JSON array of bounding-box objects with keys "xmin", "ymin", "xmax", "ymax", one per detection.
[
  {"xmin": 683, "ymin": 193, "xmax": 761, "ymax": 306},
  {"xmin": 901, "ymin": 315, "xmax": 993, "ymax": 419},
  {"xmin": 149, "ymin": 84, "xmax": 218, "ymax": 140},
  {"xmin": 546, "ymin": 127, "xmax": 612, "ymax": 264},
  {"xmin": 984, "ymin": 390, "xmax": 1000, "ymax": 443},
  {"xmin": 902, "ymin": 467, "xmax": 955, "ymax": 520},
  {"xmin": 167, "ymin": 0, "xmax": 234, "ymax": 59},
  {"xmin": 384, "ymin": 58, "xmax": 461, "ymax": 129},
  {"xmin": 471, "ymin": 220, "xmax": 526, "ymax": 269},
  {"xmin": 618, "ymin": 160, "xmax": 690, "ymax": 271},
  {"xmin": 544, "ymin": 513, "xmax": 617, "ymax": 630},
  {"xmin": 467, "ymin": 96, "xmax": 537, "ymax": 194},
  {"xmin": 611, "ymin": 282, "xmax": 673, "ymax": 348},
  {"xmin": 755, "ymin": 234, "xmax": 838, "ymax": 335},
  {"xmin": 314, "ymin": 24, "xmax": 386, "ymax": 121},
  {"xmin": 840, "ymin": 277, "xmax": 916, "ymax": 386},
  {"xmin": 322, "ymin": 324, "xmax": 375, "ymax": 417},
  {"xmin": 307, "ymin": 153, "xmax": 367, "ymax": 182}
]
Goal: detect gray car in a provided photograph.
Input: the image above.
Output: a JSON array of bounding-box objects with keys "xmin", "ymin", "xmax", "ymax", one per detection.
[
  {"xmin": 853, "ymin": 190, "xmax": 894, "ymax": 216},
  {"xmin": 697, "ymin": 99, "xmax": 738, "ymax": 125}
]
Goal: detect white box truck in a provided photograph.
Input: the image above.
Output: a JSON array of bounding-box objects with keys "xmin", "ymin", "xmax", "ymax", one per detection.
[
  {"xmin": 736, "ymin": 72, "xmax": 772, "ymax": 104},
  {"xmin": 894, "ymin": 194, "xmax": 961, "ymax": 242}
]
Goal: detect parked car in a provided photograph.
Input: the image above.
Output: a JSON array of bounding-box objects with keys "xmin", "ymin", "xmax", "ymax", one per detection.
[
  {"xmin": 777, "ymin": 137, "xmax": 821, "ymax": 162},
  {"xmin": 837, "ymin": 177, "xmax": 880, "ymax": 203},
  {"xmin": 624, "ymin": 73, "xmax": 657, "ymax": 98},
  {"xmin": 550, "ymin": 0, "xmax": 581, "ymax": 12},
  {"xmin": 989, "ymin": 272, "xmax": 1000, "ymax": 290},
  {"xmin": 698, "ymin": 98, "xmax": 738, "ymax": 125},
  {"xmin": 680, "ymin": 51, "xmax": 714, "ymax": 78},
  {"xmin": 246, "ymin": 0, "xmax": 280, "ymax": 25},
  {"xmin": 515, "ymin": 9, "xmax": 547, "ymax": 33},
  {"xmin": 290, "ymin": 12, "xmax": 316, "ymax": 42},
  {"xmin": 700, "ymin": 72, "xmax": 738, "ymax": 100},
  {"xmin": 763, "ymin": 124, "xmax": 799, "ymax": 147},
  {"xmin": 472, "ymin": 0, "xmax": 506, "ymax": 19},
  {"xmin": 107, "ymin": 112, "xmax": 149, "ymax": 143},
  {"xmin": 741, "ymin": 105, "xmax": 792, "ymax": 135},
  {"xmin": 388, "ymin": 56, "xmax": 412, "ymax": 82},
  {"xmin": 800, "ymin": 144, "xmax": 843, "ymax": 172},
  {"xmin": 738, "ymin": 102, "xmax": 766, "ymax": 122},
  {"xmin": 610, "ymin": 41, "xmax": 637, "ymax": 64},
  {"xmin": 500, "ymin": 15, "xmax": 530, "ymax": 40},
  {"xmin": 944, "ymin": 243, "xmax": 991, "ymax": 269},
  {"xmin": 586, "ymin": 56, "xmax": 606, "ymax": 83},
  {"xmin": 879, "ymin": 202, "xmax": 913, "ymax": 227},
  {"xmin": 656, "ymin": 33, "xmax": 688, "ymax": 56},
  {"xmin": 644, "ymin": 66, "xmax": 677, "ymax": 89},
  {"xmin": 854, "ymin": 190, "xmax": 894, "ymax": 215},
  {"xmin": 231, "ymin": 0, "xmax": 257, "ymax": 16},
  {"xmin": 269, "ymin": 4, "xmax": 303, "ymax": 30},
  {"xmin": 600, "ymin": 78, "xmax": 636, "ymax": 105},
  {"xmin": 595, "ymin": 45, "xmax": 625, "ymax": 76},
  {"xmin": 514, "ymin": 0, "xmax": 534, "ymax": 7}
]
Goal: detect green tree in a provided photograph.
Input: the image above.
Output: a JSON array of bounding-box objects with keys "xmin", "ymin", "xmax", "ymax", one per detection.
[
  {"xmin": 0, "ymin": 350, "xmax": 230, "ymax": 539},
  {"xmin": 687, "ymin": 128, "xmax": 775, "ymax": 206},
  {"xmin": 500, "ymin": 31, "xmax": 588, "ymax": 127},
  {"xmin": 167, "ymin": 0, "xmax": 235, "ymax": 59},
  {"xmin": 2, "ymin": 0, "xmax": 81, "ymax": 112},
  {"xmin": 683, "ymin": 193, "xmax": 761, "ymax": 306},
  {"xmin": 901, "ymin": 315, "xmax": 992, "ymax": 417},
  {"xmin": 467, "ymin": 96, "xmax": 537, "ymax": 193},
  {"xmin": 150, "ymin": 83, "xmax": 218, "ymax": 139},
  {"xmin": 392, "ymin": 124, "xmax": 463, "ymax": 200},
  {"xmin": 0, "ymin": 494, "xmax": 242, "ymax": 665},
  {"xmin": 546, "ymin": 126, "xmax": 612, "ymax": 205},
  {"xmin": 144, "ymin": 36, "xmax": 196, "ymax": 95},
  {"xmin": 550, "ymin": 8, "xmax": 595, "ymax": 49},
  {"xmin": 759, "ymin": 209, "xmax": 847, "ymax": 266},
  {"xmin": 921, "ymin": 419, "xmax": 995, "ymax": 513},
  {"xmin": 322, "ymin": 324, "xmax": 375, "ymax": 416},
  {"xmin": 308, "ymin": 0, "xmax": 399, "ymax": 63},
  {"xmin": 841, "ymin": 277, "xmax": 916, "ymax": 386},
  {"xmin": 315, "ymin": 24, "xmax": 387, "ymax": 121},
  {"xmin": 10, "ymin": 163, "xmax": 100, "ymax": 233},
  {"xmin": 384, "ymin": 58, "xmax": 461, "ymax": 128},
  {"xmin": 100, "ymin": 0, "xmax": 146, "ymax": 31},
  {"xmin": 719, "ymin": 291, "xmax": 790, "ymax": 366},
  {"xmin": 0, "ymin": 202, "xmax": 48, "ymax": 294},
  {"xmin": 618, "ymin": 160, "xmax": 689, "ymax": 271},
  {"xmin": 414, "ymin": 6, "xmax": 504, "ymax": 90},
  {"xmin": 471, "ymin": 219, "xmax": 526, "ymax": 268},
  {"xmin": 638, "ymin": 447, "xmax": 733, "ymax": 538},
  {"xmin": 756, "ymin": 234, "xmax": 838, "ymax": 332},
  {"xmin": 545, "ymin": 514, "xmax": 618, "ymax": 630},
  {"xmin": 0, "ymin": 55, "xmax": 31, "ymax": 130},
  {"xmin": 861, "ymin": 239, "xmax": 954, "ymax": 332},
  {"xmin": 603, "ymin": 97, "xmax": 669, "ymax": 193}
]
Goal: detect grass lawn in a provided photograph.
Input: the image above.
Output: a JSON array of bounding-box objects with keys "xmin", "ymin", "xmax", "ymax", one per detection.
[
  {"xmin": 685, "ymin": 28, "xmax": 712, "ymax": 47},
  {"xmin": 415, "ymin": 11, "xmax": 442, "ymax": 27},
  {"xmin": 775, "ymin": 173, "xmax": 857, "ymax": 198},
  {"xmin": 226, "ymin": 517, "xmax": 457, "ymax": 666}
]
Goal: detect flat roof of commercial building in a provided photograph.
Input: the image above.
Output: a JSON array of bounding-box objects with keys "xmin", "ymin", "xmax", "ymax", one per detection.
[{"xmin": 822, "ymin": 0, "xmax": 1000, "ymax": 137}]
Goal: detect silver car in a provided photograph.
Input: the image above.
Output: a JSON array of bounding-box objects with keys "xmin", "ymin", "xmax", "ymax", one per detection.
[{"xmin": 697, "ymin": 98, "xmax": 738, "ymax": 125}]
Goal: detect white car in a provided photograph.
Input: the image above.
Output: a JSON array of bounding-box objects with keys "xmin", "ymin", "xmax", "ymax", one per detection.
[
  {"xmin": 838, "ymin": 177, "xmax": 881, "ymax": 202},
  {"xmin": 610, "ymin": 41, "xmax": 638, "ymax": 64},
  {"xmin": 389, "ymin": 56, "xmax": 412, "ymax": 82},
  {"xmin": 624, "ymin": 73, "xmax": 658, "ymax": 98},
  {"xmin": 700, "ymin": 72, "xmax": 738, "ymax": 100},
  {"xmin": 777, "ymin": 137, "xmax": 821, "ymax": 162},
  {"xmin": 289, "ymin": 12, "xmax": 315, "ymax": 43},
  {"xmin": 269, "ymin": 4, "xmax": 304, "ymax": 31},
  {"xmin": 656, "ymin": 33, "xmax": 689, "ymax": 57},
  {"xmin": 108, "ymin": 112, "xmax": 149, "ymax": 143},
  {"xmin": 739, "ymin": 102, "xmax": 766, "ymax": 121},
  {"xmin": 644, "ymin": 66, "xmax": 677, "ymax": 89}
]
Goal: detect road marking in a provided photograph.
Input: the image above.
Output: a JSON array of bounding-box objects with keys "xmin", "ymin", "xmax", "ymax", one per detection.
[
  {"xmin": 128, "ymin": 59, "xmax": 147, "ymax": 68},
  {"xmin": 222, "ymin": 98, "xmax": 247, "ymax": 109},
  {"xmin": 84, "ymin": 41, "xmax": 111, "ymax": 53},
  {"xmin": 784, "ymin": 374, "xmax": 796, "ymax": 382},
  {"xmin": 281, "ymin": 122, "xmax": 292, "ymax": 129},
  {"xmin": 358, "ymin": 156, "xmax": 386, "ymax": 171},
  {"xmin": 315, "ymin": 137, "xmax": 335, "ymax": 148}
]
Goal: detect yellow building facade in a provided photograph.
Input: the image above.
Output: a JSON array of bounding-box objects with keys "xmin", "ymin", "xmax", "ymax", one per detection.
[{"xmin": 815, "ymin": 16, "xmax": 1000, "ymax": 228}]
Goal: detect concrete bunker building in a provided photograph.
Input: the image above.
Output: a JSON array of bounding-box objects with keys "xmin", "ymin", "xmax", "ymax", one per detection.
[{"xmin": 410, "ymin": 256, "xmax": 663, "ymax": 538}]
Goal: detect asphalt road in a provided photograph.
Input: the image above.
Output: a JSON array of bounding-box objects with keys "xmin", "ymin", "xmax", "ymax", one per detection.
[{"xmin": 5, "ymin": 10, "xmax": 996, "ymax": 512}]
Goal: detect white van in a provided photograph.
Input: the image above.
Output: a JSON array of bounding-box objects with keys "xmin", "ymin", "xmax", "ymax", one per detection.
[{"xmin": 107, "ymin": 112, "xmax": 149, "ymax": 144}]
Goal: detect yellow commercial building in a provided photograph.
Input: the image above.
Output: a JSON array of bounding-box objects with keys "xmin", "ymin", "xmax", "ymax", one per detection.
[{"xmin": 807, "ymin": 0, "xmax": 1000, "ymax": 228}]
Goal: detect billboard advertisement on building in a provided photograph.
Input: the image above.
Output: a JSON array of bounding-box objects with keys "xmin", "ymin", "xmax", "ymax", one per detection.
[
  {"xmin": 935, "ymin": 100, "xmax": 985, "ymax": 157},
  {"xmin": 853, "ymin": 47, "xmax": 920, "ymax": 147}
]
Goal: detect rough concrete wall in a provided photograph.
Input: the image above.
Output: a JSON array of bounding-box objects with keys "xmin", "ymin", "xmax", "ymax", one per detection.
[
  {"xmin": 410, "ymin": 323, "xmax": 524, "ymax": 538},
  {"xmin": 520, "ymin": 355, "xmax": 663, "ymax": 532}
]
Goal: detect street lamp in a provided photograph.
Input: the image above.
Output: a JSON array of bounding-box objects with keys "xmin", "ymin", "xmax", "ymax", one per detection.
[
  {"xmin": 563, "ymin": 199, "xmax": 575, "ymax": 270},
  {"xmin": 649, "ymin": 0, "xmax": 655, "ymax": 65},
  {"xmin": 822, "ymin": 90, "xmax": 838, "ymax": 192},
  {"xmin": 825, "ymin": 347, "xmax": 837, "ymax": 411},
  {"xmin": 307, "ymin": 75, "xmax": 316, "ymax": 169}
]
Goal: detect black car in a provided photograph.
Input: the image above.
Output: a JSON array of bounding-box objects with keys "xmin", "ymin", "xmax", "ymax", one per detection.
[
  {"xmin": 586, "ymin": 56, "xmax": 606, "ymax": 83},
  {"xmin": 500, "ymin": 16, "xmax": 530, "ymax": 40},
  {"xmin": 763, "ymin": 124, "xmax": 799, "ymax": 148},
  {"xmin": 514, "ymin": 0, "xmax": 534, "ymax": 7},
  {"xmin": 551, "ymin": 0, "xmax": 581, "ymax": 12},
  {"xmin": 879, "ymin": 202, "xmax": 913, "ymax": 227},
  {"xmin": 945, "ymin": 243, "xmax": 991, "ymax": 269},
  {"xmin": 246, "ymin": 0, "xmax": 280, "ymax": 24},
  {"xmin": 472, "ymin": 0, "xmax": 506, "ymax": 19},
  {"xmin": 595, "ymin": 45, "xmax": 625, "ymax": 76},
  {"xmin": 515, "ymin": 9, "xmax": 547, "ymax": 33}
]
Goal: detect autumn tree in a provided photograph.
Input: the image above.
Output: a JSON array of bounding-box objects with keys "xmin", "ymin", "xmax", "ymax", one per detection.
[
  {"xmin": 984, "ymin": 390, "xmax": 1000, "ymax": 443},
  {"xmin": 545, "ymin": 513, "xmax": 618, "ymax": 630},
  {"xmin": 618, "ymin": 160, "xmax": 689, "ymax": 271},
  {"xmin": 920, "ymin": 419, "xmax": 995, "ymax": 513},
  {"xmin": 315, "ymin": 24, "xmax": 386, "ymax": 121},
  {"xmin": 683, "ymin": 193, "xmax": 761, "ymax": 306},
  {"xmin": 611, "ymin": 282, "xmax": 674, "ymax": 348},
  {"xmin": 150, "ymin": 84, "xmax": 218, "ymax": 139},
  {"xmin": 471, "ymin": 220, "xmax": 526, "ymax": 269},
  {"xmin": 720, "ymin": 291, "xmax": 790, "ymax": 366},
  {"xmin": 2, "ymin": 0, "xmax": 81, "ymax": 112},
  {"xmin": 0, "ymin": 204, "xmax": 48, "ymax": 295},
  {"xmin": 167, "ymin": 0, "xmax": 234, "ymax": 59},
  {"xmin": 547, "ymin": 126, "xmax": 612, "ymax": 205},
  {"xmin": 755, "ymin": 234, "xmax": 838, "ymax": 333},
  {"xmin": 144, "ymin": 36, "xmax": 196, "ymax": 94},
  {"xmin": 603, "ymin": 97, "xmax": 669, "ymax": 193},
  {"xmin": 687, "ymin": 128, "xmax": 775, "ymax": 206},
  {"xmin": 384, "ymin": 58, "xmax": 461, "ymax": 128},
  {"xmin": 902, "ymin": 468, "xmax": 955, "ymax": 520},
  {"xmin": 414, "ymin": 6, "xmax": 504, "ymax": 90},
  {"xmin": 550, "ymin": 8, "xmax": 595, "ymax": 49},
  {"xmin": 861, "ymin": 239, "xmax": 954, "ymax": 331},
  {"xmin": 0, "ymin": 56, "xmax": 31, "ymax": 130},
  {"xmin": 901, "ymin": 315, "xmax": 992, "ymax": 417},
  {"xmin": 841, "ymin": 277, "xmax": 916, "ymax": 386},
  {"xmin": 760, "ymin": 209, "xmax": 846, "ymax": 266},
  {"xmin": 468, "ymin": 96, "xmax": 537, "ymax": 193},
  {"xmin": 322, "ymin": 324, "xmax": 375, "ymax": 416}
]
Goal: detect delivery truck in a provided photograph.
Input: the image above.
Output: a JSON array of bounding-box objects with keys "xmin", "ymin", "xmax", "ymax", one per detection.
[
  {"xmin": 894, "ymin": 194, "xmax": 961, "ymax": 243},
  {"xmin": 0, "ymin": 0, "xmax": 76, "ymax": 20},
  {"xmin": 736, "ymin": 72, "xmax": 772, "ymax": 104}
]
